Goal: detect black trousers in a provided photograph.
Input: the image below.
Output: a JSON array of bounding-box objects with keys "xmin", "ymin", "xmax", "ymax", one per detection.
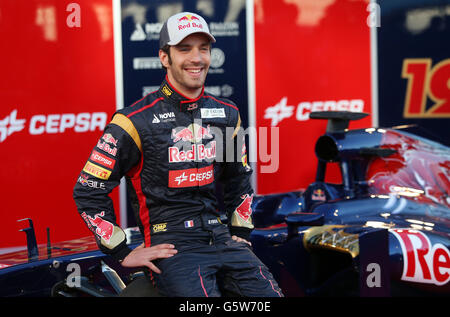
[{"xmin": 150, "ymin": 227, "xmax": 284, "ymax": 297}]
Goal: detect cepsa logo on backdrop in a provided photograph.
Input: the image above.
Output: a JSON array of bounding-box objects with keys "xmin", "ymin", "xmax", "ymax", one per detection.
[
  {"xmin": 0, "ymin": 109, "xmax": 107, "ymax": 142},
  {"xmin": 264, "ymin": 97, "xmax": 365, "ymax": 126}
]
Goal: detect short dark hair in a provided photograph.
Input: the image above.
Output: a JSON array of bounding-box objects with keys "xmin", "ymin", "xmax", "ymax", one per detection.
[{"xmin": 160, "ymin": 44, "xmax": 172, "ymax": 71}]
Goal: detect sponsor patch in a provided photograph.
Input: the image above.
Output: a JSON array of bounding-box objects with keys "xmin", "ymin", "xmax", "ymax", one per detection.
[
  {"xmin": 161, "ymin": 84, "xmax": 173, "ymax": 97},
  {"xmin": 235, "ymin": 194, "xmax": 253, "ymax": 222},
  {"xmin": 102, "ymin": 133, "xmax": 118, "ymax": 146},
  {"xmin": 77, "ymin": 173, "xmax": 106, "ymax": 190},
  {"xmin": 171, "ymin": 123, "xmax": 212, "ymax": 143},
  {"xmin": 168, "ymin": 141, "xmax": 216, "ymax": 163},
  {"xmin": 152, "ymin": 111, "xmax": 175, "ymax": 123},
  {"xmin": 152, "ymin": 223, "xmax": 167, "ymax": 233},
  {"xmin": 207, "ymin": 218, "xmax": 221, "ymax": 225},
  {"xmin": 187, "ymin": 103, "xmax": 198, "ymax": 111},
  {"xmin": 90, "ymin": 150, "xmax": 116, "ymax": 169},
  {"xmin": 311, "ymin": 189, "xmax": 326, "ymax": 201},
  {"xmin": 96, "ymin": 139, "xmax": 117, "ymax": 156},
  {"xmin": 83, "ymin": 161, "xmax": 112, "ymax": 180},
  {"xmin": 201, "ymin": 108, "xmax": 226, "ymax": 118},
  {"xmin": 81, "ymin": 211, "xmax": 114, "ymax": 244},
  {"xmin": 168, "ymin": 165, "xmax": 214, "ymax": 188}
]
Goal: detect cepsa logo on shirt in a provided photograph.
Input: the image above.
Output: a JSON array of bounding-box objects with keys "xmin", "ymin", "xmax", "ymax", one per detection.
[
  {"xmin": 90, "ymin": 150, "xmax": 116, "ymax": 169},
  {"xmin": 168, "ymin": 165, "xmax": 214, "ymax": 188}
]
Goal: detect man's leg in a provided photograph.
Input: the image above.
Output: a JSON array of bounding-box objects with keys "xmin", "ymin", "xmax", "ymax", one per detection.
[
  {"xmin": 219, "ymin": 239, "xmax": 284, "ymax": 297},
  {"xmin": 119, "ymin": 274, "xmax": 161, "ymax": 297},
  {"xmin": 153, "ymin": 246, "xmax": 222, "ymax": 297}
]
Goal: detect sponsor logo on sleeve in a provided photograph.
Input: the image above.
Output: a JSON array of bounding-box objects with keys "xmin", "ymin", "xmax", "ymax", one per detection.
[
  {"xmin": 234, "ymin": 194, "xmax": 253, "ymax": 222},
  {"xmin": 96, "ymin": 139, "xmax": 117, "ymax": 156},
  {"xmin": 81, "ymin": 211, "xmax": 114, "ymax": 244},
  {"xmin": 90, "ymin": 150, "xmax": 116, "ymax": 169},
  {"xmin": 77, "ymin": 173, "xmax": 106, "ymax": 190},
  {"xmin": 83, "ymin": 161, "xmax": 112, "ymax": 180},
  {"xmin": 102, "ymin": 133, "xmax": 118, "ymax": 146}
]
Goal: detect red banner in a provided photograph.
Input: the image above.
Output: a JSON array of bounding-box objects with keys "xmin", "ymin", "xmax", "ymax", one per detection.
[
  {"xmin": 0, "ymin": 0, "xmax": 118, "ymax": 249},
  {"xmin": 254, "ymin": 0, "xmax": 374, "ymax": 194}
]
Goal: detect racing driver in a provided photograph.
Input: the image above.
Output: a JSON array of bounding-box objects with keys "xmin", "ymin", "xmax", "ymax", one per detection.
[{"xmin": 73, "ymin": 11, "xmax": 283, "ymax": 297}]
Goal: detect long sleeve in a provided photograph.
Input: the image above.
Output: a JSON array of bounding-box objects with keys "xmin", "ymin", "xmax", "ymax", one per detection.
[
  {"xmin": 219, "ymin": 112, "xmax": 255, "ymax": 240},
  {"xmin": 73, "ymin": 113, "xmax": 142, "ymax": 262}
]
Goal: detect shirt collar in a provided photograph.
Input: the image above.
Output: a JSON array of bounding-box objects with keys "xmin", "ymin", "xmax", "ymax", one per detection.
[{"xmin": 159, "ymin": 75, "xmax": 204, "ymax": 112}]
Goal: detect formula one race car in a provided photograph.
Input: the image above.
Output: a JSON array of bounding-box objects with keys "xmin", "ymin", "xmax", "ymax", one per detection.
[
  {"xmin": 0, "ymin": 111, "xmax": 448, "ymax": 297},
  {"xmin": 249, "ymin": 112, "xmax": 450, "ymax": 296}
]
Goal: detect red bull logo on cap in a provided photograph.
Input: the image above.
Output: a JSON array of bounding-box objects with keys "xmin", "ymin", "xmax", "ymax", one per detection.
[
  {"xmin": 177, "ymin": 14, "xmax": 203, "ymax": 31},
  {"xmin": 178, "ymin": 14, "xmax": 200, "ymax": 22}
]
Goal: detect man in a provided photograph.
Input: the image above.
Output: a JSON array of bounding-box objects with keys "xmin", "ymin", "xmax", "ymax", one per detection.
[{"xmin": 73, "ymin": 11, "xmax": 283, "ymax": 297}]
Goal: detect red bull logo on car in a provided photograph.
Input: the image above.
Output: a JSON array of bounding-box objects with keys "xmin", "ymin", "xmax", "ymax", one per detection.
[
  {"xmin": 312, "ymin": 189, "xmax": 326, "ymax": 201},
  {"xmin": 390, "ymin": 229, "xmax": 450, "ymax": 286}
]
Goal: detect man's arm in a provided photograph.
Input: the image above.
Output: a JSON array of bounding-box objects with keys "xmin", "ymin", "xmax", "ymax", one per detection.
[
  {"xmin": 73, "ymin": 113, "xmax": 142, "ymax": 262},
  {"xmin": 219, "ymin": 112, "xmax": 255, "ymax": 241}
]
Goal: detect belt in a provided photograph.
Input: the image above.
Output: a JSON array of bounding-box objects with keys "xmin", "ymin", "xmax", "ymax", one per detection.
[{"xmin": 150, "ymin": 215, "xmax": 224, "ymax": 235}]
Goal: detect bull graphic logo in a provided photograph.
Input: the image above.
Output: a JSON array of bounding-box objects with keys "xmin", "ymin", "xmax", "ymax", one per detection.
[
  {"xmin": 82, "ymin": 211, "xmax": 114, "ymax": 243},
  {"xmin": 171, "ymin": 123, "xmax": 212, "ymax": 143},
  {"xmin": 102, "ymin": 133, "xmax": 118, "ymax": 146},
  {"xmin": 235, "ymin": 194, "xmax": 253, "ymax": 222},
  {"xmin": 311, "ymin": 188, "xmax": 326, "ymax": 201},
  {"xmin": 178, "ymin": 14, "xmax": 200, "ymax": 22}
]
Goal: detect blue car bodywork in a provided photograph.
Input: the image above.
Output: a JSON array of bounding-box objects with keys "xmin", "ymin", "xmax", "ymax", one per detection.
[{"xmin": 0, "ymin": 111, "xmax": 448, "ymax": 297}]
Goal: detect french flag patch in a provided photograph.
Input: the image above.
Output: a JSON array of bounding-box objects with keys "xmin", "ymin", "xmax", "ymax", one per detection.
[{"xmin": 184, "ymin": 220, "xmax": 194, "ymax": 228}]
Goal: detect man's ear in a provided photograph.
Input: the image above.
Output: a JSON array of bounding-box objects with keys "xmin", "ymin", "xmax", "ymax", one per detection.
[{"xmin": 159, "ymin": 49, "xmax": 170, "ymax": 68}]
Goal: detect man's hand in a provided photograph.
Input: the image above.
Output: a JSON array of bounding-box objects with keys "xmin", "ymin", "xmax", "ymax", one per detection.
[
  {"xmin": 121, "ymin": 243, "xmax": 177, "ymax": 274},
  {"xmin": 231, "ymin": 235, "xmax": 252, "ymax": 246}
]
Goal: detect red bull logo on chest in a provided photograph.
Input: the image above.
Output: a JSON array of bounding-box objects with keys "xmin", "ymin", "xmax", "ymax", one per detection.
[{"xmin": 171, "ymin": 123, "xmax": 212, "ymax": 143}]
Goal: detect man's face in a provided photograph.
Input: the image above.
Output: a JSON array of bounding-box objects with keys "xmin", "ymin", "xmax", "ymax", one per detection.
[{"xmin": 160, "ymin": 33, "xmax": 211, "ymax": 97}]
